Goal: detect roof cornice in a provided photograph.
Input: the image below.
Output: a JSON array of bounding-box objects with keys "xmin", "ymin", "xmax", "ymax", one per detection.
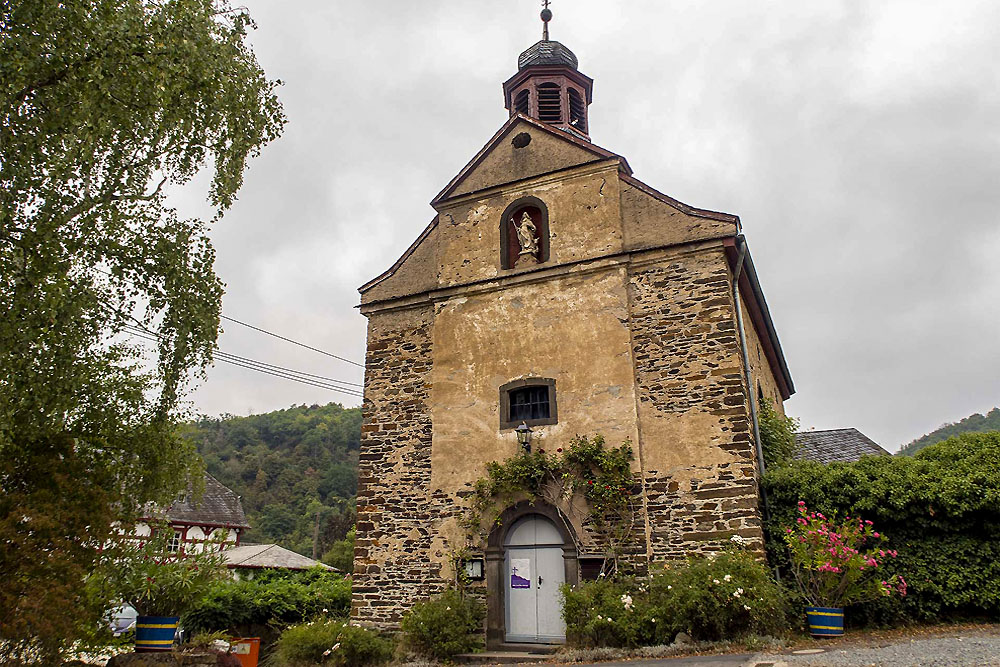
[{"xmin": 431, "ymin": 113, "xmax": 630, "ymax": 205}]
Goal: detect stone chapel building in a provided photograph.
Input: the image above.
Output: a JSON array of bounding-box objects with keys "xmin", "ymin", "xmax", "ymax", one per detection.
[{"xmin": 352, "ymin": 13, "xmax": 794, "ymax": 647}]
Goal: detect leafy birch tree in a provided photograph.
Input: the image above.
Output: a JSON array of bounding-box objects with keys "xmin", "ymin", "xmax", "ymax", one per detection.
[{"xmin": 0, "ymin": 0, "xmax": 284, "ymax": 659}]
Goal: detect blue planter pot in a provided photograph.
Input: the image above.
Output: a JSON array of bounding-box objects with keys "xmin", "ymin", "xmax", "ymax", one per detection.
[
  {"xmin": 135, "ymin": 615, "xmax": 179, "ymax": 652},
  {"xmin": 805, "ymin": 606, "xmax": 844, "ymax": 637}
]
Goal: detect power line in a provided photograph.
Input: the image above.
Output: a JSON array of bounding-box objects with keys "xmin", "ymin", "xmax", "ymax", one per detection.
[
  {"xmin": 124, "ymin": 326, "xmax": 363, "ymax": 398},
  {"xmin": 221, "ymin": 315, "xmax": 364, "ymax": 368},
  {"xmin": 123, "ymin": 324, "xmax": 361, "ymax": 386}
]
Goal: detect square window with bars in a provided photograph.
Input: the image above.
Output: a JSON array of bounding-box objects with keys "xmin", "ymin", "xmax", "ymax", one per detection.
[{"xmin": 509, "ymin": 385, "xmax": 550, "ymax": 422}]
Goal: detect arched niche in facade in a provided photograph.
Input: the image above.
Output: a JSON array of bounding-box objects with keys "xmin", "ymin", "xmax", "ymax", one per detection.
[{"xmin": 500, "ymin": 196, "xmax": 550, "ymax": 270}]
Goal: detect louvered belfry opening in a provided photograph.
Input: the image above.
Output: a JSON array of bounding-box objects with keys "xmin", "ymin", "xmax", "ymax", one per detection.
[
  {"xmin": 568, "ymin": 88, "xmax": 586, "ymax": 133},
  {"xmin": 514, "ymin": 89, "xmax": 529, "ymax": 115},
  {"xmin": 536, "ymin": 83, "xmax": 562, "ymax": 123},
  {"xmin": 504, "ymin": 38, "xmax": 593, "ymax": 138}
]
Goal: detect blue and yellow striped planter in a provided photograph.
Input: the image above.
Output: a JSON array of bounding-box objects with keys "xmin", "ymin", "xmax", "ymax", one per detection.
[
  {"xmin": 805, "ymin": 606, "xmax": 844, "ymax": 637},
  {"xmin": 135, "ymin": 616, "xmax": 179, "ymax": 652}
]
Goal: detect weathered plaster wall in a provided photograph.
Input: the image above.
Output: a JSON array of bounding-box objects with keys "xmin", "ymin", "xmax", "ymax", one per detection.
[
  {"xmin": 620, "ymin": 183, "xmax": 737, "ymax": 250},
  {"xmin": 449, "ymin": 121, "xmax": 605, "ymax": 198},
  {"xmin": 435, "ymin": 162, "xmax": 624, "ymax": 287},
  {"xmin": 352, "ymin": 305, "xmax": 443, "ymax": 628},
  {"xmin": 361, "ymin": 219, "xmax": 440, "ymax": 305},
  {"xmin": 627, "ymin": 245, "xmax": 763, "ymax": 559},
  {"xmin": 428, "ymin": 265, "xmax": 642, "ymax": 559}
]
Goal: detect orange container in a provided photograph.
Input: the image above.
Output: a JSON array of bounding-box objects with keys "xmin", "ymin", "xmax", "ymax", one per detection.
[{"xmin": 229, "ymin": 637, "xmax": 260, "ymax": 667}]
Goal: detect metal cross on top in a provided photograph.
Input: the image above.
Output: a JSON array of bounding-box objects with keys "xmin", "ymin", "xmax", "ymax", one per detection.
[{"xmin": 541, "ymin": 0, "xmax": 552, "ymax": 40}]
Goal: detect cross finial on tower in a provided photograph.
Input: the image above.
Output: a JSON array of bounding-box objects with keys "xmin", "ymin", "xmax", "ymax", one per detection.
[{"xmin": 541, "ymin": 0, "xmax": 552, "ymax": 41}]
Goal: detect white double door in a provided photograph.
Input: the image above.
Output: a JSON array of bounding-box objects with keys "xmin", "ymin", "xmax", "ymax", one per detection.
[{"xmin": 504, "ymin": 516, "xmax": 566, "ymax": 643}]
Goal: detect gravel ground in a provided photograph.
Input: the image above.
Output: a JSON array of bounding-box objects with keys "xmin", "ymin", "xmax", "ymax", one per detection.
[{"xmin": 759, "ymin": 630, "xmax": 1000, "ymax": 667}]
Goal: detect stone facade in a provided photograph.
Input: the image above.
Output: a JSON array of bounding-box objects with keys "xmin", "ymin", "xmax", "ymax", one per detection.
[{"xmin": 353, "ymin": 44, "xmax": 793, "ymax": 638}]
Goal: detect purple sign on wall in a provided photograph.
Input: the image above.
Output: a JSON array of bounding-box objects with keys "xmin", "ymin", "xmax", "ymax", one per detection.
[{"xmin": 510, "ymin": 558, "xmax": 531, "ymax": 589}]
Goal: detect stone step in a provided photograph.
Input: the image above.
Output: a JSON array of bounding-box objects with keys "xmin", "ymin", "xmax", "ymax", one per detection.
[{"xmin": 454, "ymin": 645, "xmax": 559, "ymax": 664}]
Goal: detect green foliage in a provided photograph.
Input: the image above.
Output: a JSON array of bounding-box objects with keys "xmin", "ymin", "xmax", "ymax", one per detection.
[
  {"xmin": 648, "ymin": 549, "xmax": 792, "ymax": 642},
  {"xmin": 899, "ymin": 407, "xmax": 1000, "ymax": 456},
  {"xmin": 782, "ymin": 504, "xmax": 906, "ymax": 608},
  {"xmin": 96, "ymin": 525, "xmax": 228, "ymax": 617},
  {"xmin": 183, "ymin": 568, "xmax": 352, "ymax": 636},
  {"xmin": 399, "ymin": 589, "xmax": 485, "ymax": 660},
  {"xmin": 181, "ymin": 403, "xmax": 361, "ymax": 554},
  {"xmin": 764, "ymin": 431, "xmax": 1000, "ymax": 622},
  {"xmin": 467, "ymin": 434, "xmax": 636, "ymax": 568},
  {"xmin": 561, "ymin": 549, "xmax": 793, "ymax": 647},
  {"xmin": 274, "ymin": 619, "xmax": 392, "ymax": 667},
  {"xmin": 561, "ymin": 577, "xmax": 647, "ymax": 648},
  {"xmin": 322, "ymin": 528, "xmax": 356, "ymax": 573},
  {"xmin": 1, "ymin": 0, "xmax": 283, "ymax": 659},
  {"xmin": 758, "ymin": 399, "xmax": 798, "ymax": 470}
]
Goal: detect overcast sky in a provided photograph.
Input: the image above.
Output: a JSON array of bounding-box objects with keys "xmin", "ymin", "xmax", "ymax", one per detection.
[{"xmin": 171, "ymin": 0, "xmax": 1000, "ymax": 452}]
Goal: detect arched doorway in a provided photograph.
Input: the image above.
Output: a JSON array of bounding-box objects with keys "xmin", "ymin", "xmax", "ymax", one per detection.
[
  {"xmin": 503, "ymin": 515, "xmax": 566, "ymax": 643},
  {"xmin": 485, "ymin": 503, "xmax": 577, "ymax": 647}
]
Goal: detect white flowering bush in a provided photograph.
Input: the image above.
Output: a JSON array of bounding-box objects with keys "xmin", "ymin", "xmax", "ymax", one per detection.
[
  {"xmin": 560, "ymin": 577, "xmax": 650, "ymax": 647},
  {"xmin": 646, "ymin": 548, "xmax": 793, "ymax": 642},
  {"xmin": 562, "ymin": 548, "xmax": 794, "ymax": 647},
  {"xmin": 274, "ymin": 619, "xmax": 392, "ymax": 667}
]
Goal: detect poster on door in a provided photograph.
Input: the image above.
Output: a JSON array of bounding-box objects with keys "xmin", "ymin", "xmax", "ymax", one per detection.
[{"xmin": 510, "ymin": 558, "xmax": 531, "ymax": 588}]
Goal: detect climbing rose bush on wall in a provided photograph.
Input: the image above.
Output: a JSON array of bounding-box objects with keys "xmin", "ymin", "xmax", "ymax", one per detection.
[{"xmin": 784, "ymin": 502, "xmax": 906, "ymax": 608}]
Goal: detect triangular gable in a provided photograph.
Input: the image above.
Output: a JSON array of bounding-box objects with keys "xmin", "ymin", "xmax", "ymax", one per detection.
[{"xmin": 431, "ymin": 114, "xmax": 631, "ymax": 205}]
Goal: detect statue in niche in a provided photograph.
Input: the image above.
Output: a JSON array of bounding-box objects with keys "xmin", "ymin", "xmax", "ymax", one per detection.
[{"xmin": 512, "ymin": 210, "xmax": 539, "ymax": 265}]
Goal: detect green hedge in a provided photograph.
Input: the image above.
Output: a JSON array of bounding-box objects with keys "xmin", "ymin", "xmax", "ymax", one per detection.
[
  {"xmin": 763, "ymin": 431, "xmax": 1000, "ymax": 623},
  {"xmin": 182, "ymin": 568, "xmax": 352, "ymax": 636}
]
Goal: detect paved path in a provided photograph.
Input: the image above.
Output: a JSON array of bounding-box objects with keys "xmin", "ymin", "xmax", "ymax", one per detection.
[{"xmin": 534, "ymin": 627, "xmax": 1000, "ymax": 667}]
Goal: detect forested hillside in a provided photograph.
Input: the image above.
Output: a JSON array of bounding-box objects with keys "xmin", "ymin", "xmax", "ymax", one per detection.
[
  {"xmin": 181, "ymin": 403, "xmax": 361, "ymax": 557},
  {"xmin": 899, "ymin": 407, "xmax": 1000, "ymax": 455}
]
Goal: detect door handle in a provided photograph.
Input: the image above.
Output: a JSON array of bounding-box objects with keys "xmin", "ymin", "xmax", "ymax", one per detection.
[{"xmin": 538, "ymin": 576, "xmax": 543, "ymax": 587}]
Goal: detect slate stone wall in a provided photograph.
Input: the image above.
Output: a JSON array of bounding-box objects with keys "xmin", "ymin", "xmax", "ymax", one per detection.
[
  {"xmin": 352, "ymin": 305, "xmax": 446, "ymax": 628},
  {"xmin": 628, "ymin": 248, "xmax": 764, "ymax": 560}
]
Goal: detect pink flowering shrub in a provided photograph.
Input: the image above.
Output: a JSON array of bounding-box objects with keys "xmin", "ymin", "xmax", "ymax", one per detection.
[{"xmin": 783, "ymin": 502, "xmax": 907, "ymax": 608}]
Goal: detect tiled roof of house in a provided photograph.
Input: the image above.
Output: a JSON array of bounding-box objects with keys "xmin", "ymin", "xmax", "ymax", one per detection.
[
  {"xmin": 795, "ymin": 428, "xmax": 891, "ymax": 464},
  {"xmin": 223, "ymin": 543, "xmax": 335, "ymax": 571},
  {"xmin": 147, "ymin": 474, "xmax": 249, "ymax": 528}
]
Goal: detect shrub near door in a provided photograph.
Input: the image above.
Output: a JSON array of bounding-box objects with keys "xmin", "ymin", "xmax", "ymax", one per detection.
[{"xmin": 783, "ymin": 503, "xmax": 907, "ymax": 637}]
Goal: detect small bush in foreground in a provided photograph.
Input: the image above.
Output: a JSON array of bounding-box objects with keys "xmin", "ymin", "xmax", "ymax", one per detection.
[
  {"xmin": 561, "ymin": 577, "xmax": 647, "ymax": 647},
  {"xmin": 274, "ymin": 619, "xmax": 392, "ymax": 667},
  {"xmin": 400, "ymin": 589, "xmax": 485, "ymax": 660}
]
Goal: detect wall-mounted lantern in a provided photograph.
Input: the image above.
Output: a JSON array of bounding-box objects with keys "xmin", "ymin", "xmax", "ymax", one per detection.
[
  {"xmin": 515, "ymin": 422, "xmax": 533, "ymax": 453},
  {"xmin": 463, "ymin": 557, "xmax": 485, "ymax": 581}
]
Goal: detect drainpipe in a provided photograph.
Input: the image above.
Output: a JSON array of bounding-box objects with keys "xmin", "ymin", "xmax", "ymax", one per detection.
[{"xmin": 732, "ymin": 235, "xmax": 770, "ymax": 526}]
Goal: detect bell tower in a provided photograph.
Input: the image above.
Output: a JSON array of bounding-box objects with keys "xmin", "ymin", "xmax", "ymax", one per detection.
[{"xmin": 502, "ymin": 2, "xmax": 593, "ymax": 139}]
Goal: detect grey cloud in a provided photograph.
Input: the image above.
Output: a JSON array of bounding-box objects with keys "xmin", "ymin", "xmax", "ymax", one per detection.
[{"xmin": 170, "ymin": 0, "xmax": 998, "ymax": 451}]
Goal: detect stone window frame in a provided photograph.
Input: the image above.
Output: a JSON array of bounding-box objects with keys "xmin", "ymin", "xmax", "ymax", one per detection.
[
  {"xmin": 499, "ymin": 377, "xmax": 557, "ymax": 430},
  {"xmin": 499, "ymin": 196, "xmax": 550, "ymax": 270}
]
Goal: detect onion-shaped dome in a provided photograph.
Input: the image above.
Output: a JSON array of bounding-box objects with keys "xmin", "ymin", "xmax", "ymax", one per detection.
[{"xmin": 517, "ymin": 40, "xmax": 578, "ymax": 71}]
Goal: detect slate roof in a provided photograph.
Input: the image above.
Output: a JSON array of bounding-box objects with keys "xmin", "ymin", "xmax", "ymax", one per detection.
[
  {"xmin": 146, "ymin": 474, "xmax": 249, "ymax": 528},
  {"xmin": 518, "ymin": 39, "xmax": 579, "ymax": 70},
  {"xmin": 795, "ymin": 428, "xmax": 891, "ymax": 464},
  {"xmin": 223, "ymin": 543, "xmax": 335, "ymax": 571}
]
